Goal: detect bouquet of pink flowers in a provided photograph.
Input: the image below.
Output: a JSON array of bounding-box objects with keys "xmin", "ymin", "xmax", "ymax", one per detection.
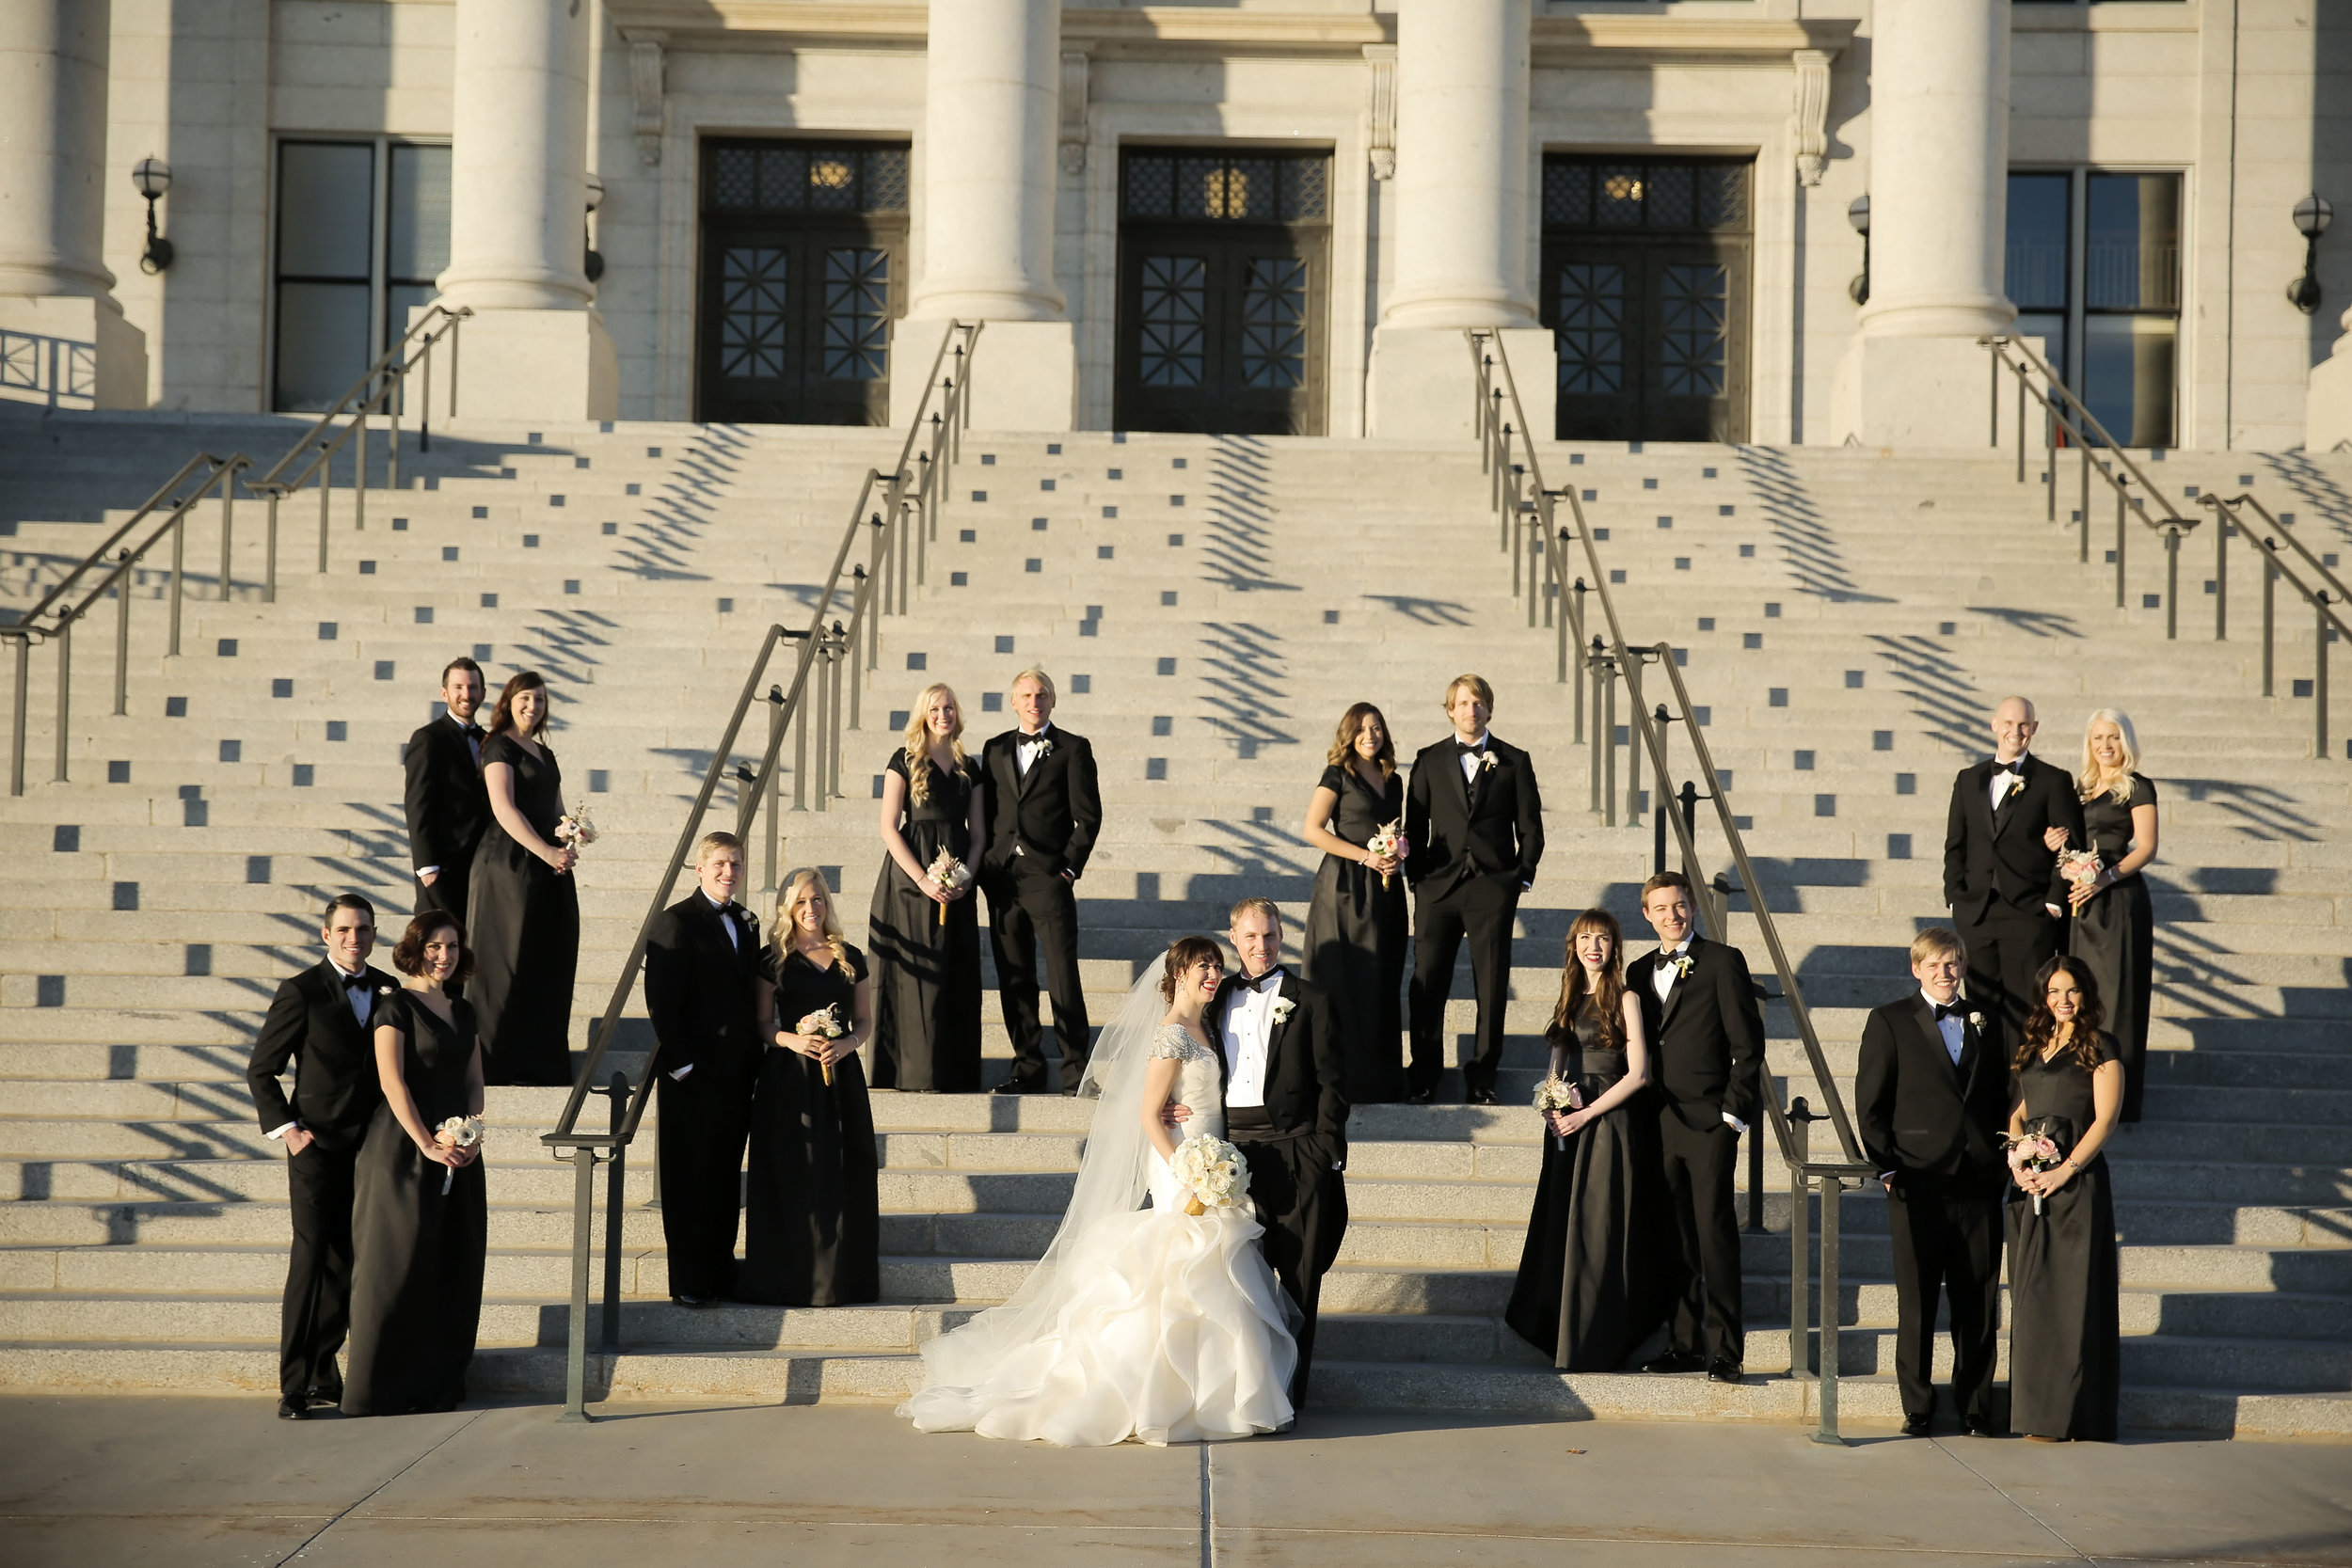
[
  {"xmin": 925, "ymin": 845, "xmax": 972, "ymax": 926},
  {"xmin": 554, "ymin": 811, "xmax": 597, "ymax": 874},
  {"xmin": 1364, "ymin": 817, "xmax": 1408, "ymax": 892},
  {"xmin": 2058, "ymin": 847, "xmax": 2103, "ymax": 892},
  {"xmin": 2007, "ymin": 1129, "xmax": 2066, "ymax": 1214}
]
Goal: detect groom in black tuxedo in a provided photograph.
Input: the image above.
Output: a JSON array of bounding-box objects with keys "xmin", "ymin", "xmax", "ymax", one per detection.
[
  {"xmin": 1943, "ymin": 695, "xmax": 2085, "ymax": 1037},
  {"xmin": 1404, "ymin": 673, "xmax": 1544, "ymax": 1104},
  {"xmin": 1855, "ymin": 927, "xmax": 2010, "ymax": 1438},
  {"xmin": 404, "ymin": 657, "xmax": 490, "ymax": 927},
  {"xmin": 979, "ymin": 668, "xmax": 1103, "ymax": 1094},
  {"xmin": 644, "ymin": 832, "xmax": 763, "ymax": 1306},
  {"xmin": 1633, "ymin": 871, "xmax": 1764, "ymax": 1383},
  {"xmin": 246, "ymin": 894, "xmax": 393, "ymax": 1418},
  {"xmin": 1205, "ymin": 897, "xmax": 1350, "ymax": 1411}
]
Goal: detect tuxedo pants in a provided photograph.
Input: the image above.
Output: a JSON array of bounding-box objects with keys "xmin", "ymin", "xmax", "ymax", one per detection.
[
  {"xmin": 1885, "ymin": 1182, "xmax": 2005, "ymax": 1428},
  {"xmin": 1232, "ymin": 1118, "xmax": 1348, "ymax": 1413},
  {"xmin": 280, "ymin": 1138, "xmax": 361, "ymax": 1402},
  {"xmin": 984, "ymin": 865, "xmax": 1090, "ymax": 1086},
  {"xmin": 657, "ymin": 1052, "xmax": 756, "ymax": 1300},
  {"xmin": 1406, "ymin": 874, "xmax": 1520, "ymax": 1094},
  {"xmin": 1657, "ymin": 1113, "xmax": 1744, "ymax": 1365},
  {"xmin": 417, "ymin": 853, "xmax": 475, "ymax": 930},
  {"xmin": 1961, "ymin": 914, "xmax": 2062, "ymax": 1040}
]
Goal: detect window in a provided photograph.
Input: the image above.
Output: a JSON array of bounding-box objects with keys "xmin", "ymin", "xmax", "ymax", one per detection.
[
  {"xmin": 2004, "ymin": 169, "xmax": 2180, "ymax": 447},
  {"xmin": 273, "ymin": 139, "xmax": 451, "ymax": 412}
]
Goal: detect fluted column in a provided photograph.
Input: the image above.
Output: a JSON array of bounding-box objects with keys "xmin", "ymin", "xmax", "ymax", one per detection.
[{"xmin": 0, "ymin": 0, "xmax": 147, "ymax": 408}]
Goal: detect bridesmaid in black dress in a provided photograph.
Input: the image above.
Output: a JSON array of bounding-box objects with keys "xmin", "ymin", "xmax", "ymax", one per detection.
[
  {"xmin": 2005, "ymin": 955, "xmax": 2124, "ymax": 1442},
  {"xmin": 343, "ymin": 912, "xmax": 486, "ymax": 1416},
  {"xmin": 1299, "ymin": 702, "xmax": 1408, "ymax": 1103},
  {"xmin": 868, "ymin": 684, "xmax": 987, "ymax": 1092},
  {"xmin": 2044, "ymin": 709, "xmax": 2158, "ymax": 1123},
  {"xmin": 739, "ymin": 869, "xmax": 882, "ymax": 1307},
  {"xmin": 1505, "ymin": 909, "xmax": 1660, "ymax": 1370},
  {"xmin": 467, "ymin": 671, "xmax": 581, "ymax": 1085}
]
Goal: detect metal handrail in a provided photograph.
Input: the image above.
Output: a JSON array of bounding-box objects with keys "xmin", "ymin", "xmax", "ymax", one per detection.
[
  {"xmin": 1467, "ymin": 328, "xmax": 1874, "ymax": 1443},
  {"xmin": 538, "ymin": 319, "xmax": 981, "ymax": 1421},
  {"xmin": 2199, "ymin": 494, "xmax": 2350, "ymax": 760}
]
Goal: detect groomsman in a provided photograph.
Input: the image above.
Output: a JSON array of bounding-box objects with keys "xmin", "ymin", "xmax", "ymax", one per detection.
[
  {"xmin": 644, "ymin": 832, "xmax": 763, "ymax": 1306},
  {"xmin": 979, "ymin": 668, "xmax": 1102, "ymax": 1095},
  {"xmin": 1403, "ymin": 673, "xmax": 1544, "ymax": 1104},
  {"xmin": 405, "ymin": 657, "xmax": 490, "ymax": 927},
  {"xmin": 1633, "ymin": 872, "xmax": 1763, "ymax": 1383},
  {"xmin": 1856, "ymin": 927, "xmax": 2010, "ymax": 1438},
  {"xmin": 1206, "ymin": 897, "xmax": 1350, "ymax": 1411},
  {"xmin": 246, "ymin": 895, "xmax": 393, "ymax": 1418},
  {"xmin": 1943, "ymin": 695, "xmax": 2085, "ymax": 1036}
]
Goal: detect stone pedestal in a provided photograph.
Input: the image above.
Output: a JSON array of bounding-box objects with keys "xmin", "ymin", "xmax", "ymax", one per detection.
[
  {"xmin": 1368, "ymin": 325, "xmax": 1554, "ymax": 444},
  {"xmin": 888, "ymin": 317, "xmax": 1073, "ymax": 433},
  {"xmin": 2306, "ymin": 313, "xmax": 2352, "ymax": 451},
  {"xmin": 408, "ymin": 307, "xmax": 615, "ymax": 425}
]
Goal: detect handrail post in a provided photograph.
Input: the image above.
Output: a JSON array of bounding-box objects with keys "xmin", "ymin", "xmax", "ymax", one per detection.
[
  {"xmin": 764, "ymin": 685, "xmax": 785, "ymax": 894},
  {"xmin": 263, "ymin": 489, "xmax": 280, "ymax": 604},
  {"xmin": 2164, "ymin": 527, "xmax": 2182, "ymax": 640},
  {"xmin": 1601, "ymin": 657, "xmax": 1618, "ymax": 828},
  {"xmin": 8, "ymin": 636, "xmax": 27, "ymax": 796},
  {"xmin": 1587, "ymin": 639, "xmax": 1605, "ymax": 814},
  {"xmin": 2317, "ymin": 594, "xmax": 2333, "ymax": 761},
  {"xmin": 1987, "ymin": 341, "xmax": 2000, "ymax": 448},
  {"xmin": 558, "ymin": 1142, "xmax": 599, "ymax": 1422},
  {"xmin": 167, "ymin": 508, "xmax": 186, "ymax": 657},
  {"xmin": 2013, "ymin": 360, "xmax": 2027, "ymax": 483},
  {"xmin": 2078, "ymin": 445, "xmax": 2090, "ymax": 559},
  {"xmin": 828, "ymin": 624, "xmax": 847, "ymax": 800},
  {"xmin": 2263, "ymin": 554, "xmax": 2278, "ymax": 697},
  {"xmin": 792, "ymin": 673, "xmax": 809, "ymax": 812},
  {"xmin": 317, "ymin": 444, "xmax": 332, "ymax": 572},
  {"xmin": 389, "ymin": 366, "xmax": 404, "ymax": 492},
  {"xmin": 112, "ymin": 559, "xmax": 131, "ymax": 716},
  {"xmin": 601, "ymin": 1072, "xmax": 628, "ymax": 1352},
  {"xmin": 1788, "ymin": 1100, "xmax": 1812, "ymax": 1383},
  {"xmin": 217, "ymin": 480, "xmax": 235, "ymax": 601},
  {"xmin": 1623, "ymin": 656, "xmax": 1646, "ymax": 827},
  {"xmin": 1569, "ymin": 578, "xmax": 1587, "ymax": 738},
  {"xmin": 847, "ymin": 566, "xmax": 868, "ymax": 733},
  {"xmin": 2215, "ymin": 510, "xmax": 2229, "ymax": 640},
  {"xmin": 52, "ymin": 618, "xmax": 72, "ymax": 784},
  {"xmin": 2114, "ymin": 482, "xmax": 2127, "ymax": 610},
  {"xmin": 1651, "ymin": 705, "xmax": 1673, "ymax": 875},
  {"xmin": 2043, "ymin": 398, "xmax": 2057, "ymax": 522},
  {"xmin": 355, "ymin": 405, "xmax": 369, "ymax": 532},
  {"xmin": 1814, "ymin": 1170, "xmax": 1848, "ymax": 1445}
]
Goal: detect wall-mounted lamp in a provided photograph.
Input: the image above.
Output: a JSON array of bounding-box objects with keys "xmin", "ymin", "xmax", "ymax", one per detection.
[
  {"xmin": 583, "ymin": 172, "xmax": 605, "ymax": 284},
  {"xmin": 131, "ymin": 156, "xmax": 173, "ymax": 274},
  {"xmin": 1847, "ymin": 194, "xmax": 1870, "ymax": 307},
  {"xmin": 2289, "ymin": 195, "xmax": 2331, "ymax": 314}
]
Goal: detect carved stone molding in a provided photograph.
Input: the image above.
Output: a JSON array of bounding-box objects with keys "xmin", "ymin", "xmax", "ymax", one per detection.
[
  {"xmin": 1364, "ymin": 42, "xmax": 1396, "ymax": 182},
  {"xmin": 1059, "ymin": 49, "xmax": 1089, "ymax": 175},
  {"xmin": 1791, "ymin": 47, "xmax": 1831, "ymax": 187},
  {"xmin": 628, "ymin": 33, "xmax": 667, "ymax": 167}
]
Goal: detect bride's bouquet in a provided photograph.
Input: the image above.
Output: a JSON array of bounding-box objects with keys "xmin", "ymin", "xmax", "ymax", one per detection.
[
  {"xmin": 1533, "ymin": 1076, "xmax": 1584, "ymax": 1151},
  {"xmin": 1169, "ymin": 1135, "xmax": 1251, "ymax": 1217},
  {"xmin": 1363, "ymin": 817, "xmax": 1408, "ymax": 892},
  {"xmin": 435, "ymin": 1116, "xmax": 483, "ymax": 1195},
  {"xmin": 925, "ymin": 845, "xmax": 972, "ymax": 925}
]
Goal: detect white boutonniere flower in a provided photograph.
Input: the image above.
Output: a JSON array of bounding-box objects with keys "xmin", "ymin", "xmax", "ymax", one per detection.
[
  {"xmin": 1670, "ymin": 953, "xmax": 1695, "ymax": 980},
  {"xmin": 375, "ymin": 985, "xmax": 396, "ymax": 999},
  {"xmin": 1270, "ymin": 997, "xmax": 1295, "ymax": 1026},
  {"xmin": 1967, "ymin": 1012, "xmax": 1986, "ymax": 1032},
  {"xmin": 1034, "ymin": 737, "xmax": 1054, "ymax": 761},
  {"xmin": 1480, "ymin": 751, "xmax": 1499, "ymax": 773}
]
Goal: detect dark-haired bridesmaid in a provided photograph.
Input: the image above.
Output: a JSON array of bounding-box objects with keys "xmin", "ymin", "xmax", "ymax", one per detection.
[
  {"xmin": 1299, "ymin": 702, "xmax": 1408, "ymax": 1103},
  {"xmin": 468, "ymin": 670, "xmax": 582, "ymax": 1085},
  {"xmin": 1505, "ymin": 910, "xmax": 1660, "ymax": 1370},
  {"xmin": 342, "ymin": 912, "xmax": 487, "ymax": 1416}
]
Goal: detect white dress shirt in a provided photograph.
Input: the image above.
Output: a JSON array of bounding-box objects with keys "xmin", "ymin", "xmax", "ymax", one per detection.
[
  {"xmin": 1924, "ymin": 990, "xmax": 1965, "ymax": 1065},
  {"xmin": 1014, "ymin": 723, "xmax": 1054, "ymax": 779},
  {"xmin": 1989, "ymin": 753, "xmax": 2027, "ymax": 810},
  {"xmin": 1217, "ymin": 968, "xmax": 1283, "ymax": 1109},
  {"xmin": 1455, "ymin": 731, "xmax": 1489, "ymax": 785}
]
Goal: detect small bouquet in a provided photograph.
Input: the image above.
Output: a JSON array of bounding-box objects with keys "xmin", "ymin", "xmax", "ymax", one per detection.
[
  {"xmin": 554, "ymin": 811, "xmax": 598, "ymax": 874},
  {"xmin": 1169, "ymin": 1135, "xmax": 1251, "ymax": 1216},
  {"xmin": 2058, "ymin": 847, "xmax": 2104, "ymax": 897},
  {"xmin": 925, "ymin": 846, "xmax": 972, "ymax": 926},
  {"xmin": 1534, "ymin": 1076, "xmax": 1585, "ymax": 1151},
  {"xmin": 1363, "ymin": 817, "xmax": 1409, "ymax": 892},
  {"xmin": 2006, "ymin": 1127, "xmax": 2066, "ymax": 1215},
  {"xmin": 800, "ymin": 1003, "xmax": 847, "ymax": 1087},
  {"xmin": 435, "ymin": 1116, "xmax": 483, "ymax": 1196}
]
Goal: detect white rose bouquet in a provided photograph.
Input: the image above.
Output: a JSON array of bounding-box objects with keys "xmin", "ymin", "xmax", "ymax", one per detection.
[
  {"xmin": 1363, "ymin": 816, "xmax": 1409, "ymax": 892},
  {"xmin": 1169, "ymin": 1135, "xmax": 1251, "ymax": 1217},
  {"xmin": 1534, "ymin": 1076, "xmax": 1584, "ymax": 1150},
  {"xmin": 553, "ymin": 810, "xmax": 597, "ymax": 875},
  {"xmin": 435, "ymin": 1116, "xmax": 484, "ymax": 1195},
  {"xmin": 925, "ymin": 845, "xmax": 973, "ymax": 925},
  {"xmin": 797, "ymin": 1002, "xmax": 847, "ymax": 1087}
]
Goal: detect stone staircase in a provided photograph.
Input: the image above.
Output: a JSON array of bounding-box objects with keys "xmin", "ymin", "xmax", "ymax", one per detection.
[{"xmin": 1, "ymin": 407, "xmax": 2346, "ymax": 1433}]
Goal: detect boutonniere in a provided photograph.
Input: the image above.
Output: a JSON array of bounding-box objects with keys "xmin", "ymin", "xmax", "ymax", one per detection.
[
  {"xmin": 1967, "ymin": 1012, "xmax": 1985, "ymax": 1032},
  {"xmin": 1270, "ymin": 997, "xmax": 1295, "ymax": 1026},
  {"xmin": 375, "ymin": 985, "xmax": 396, "ymax": 999},
  {"xmin": 1033, "ymin": 737, "xmax": 1054, "ymax": 762},
  {"xmin": 1669, "ymin": 953, "xmax": 1695, "ymax": 980},
  {"xmin": 1480, "ymin": 751, "xmax": 1499, "ymax": 773}
]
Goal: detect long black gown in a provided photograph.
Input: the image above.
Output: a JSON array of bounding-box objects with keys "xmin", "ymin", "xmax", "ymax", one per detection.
[
  {"xmin": 867, "ymin": 751, "xmax": 984, "ymax": 1092},
  {"xmin": 468, "ymin": 729, "xmax": 580, "ymax": 1085},
  {"xmin": 1504, "ymin": 996, "xmax": 1660, "ymax": 1370},
  {"xmin": 738, "ymin": 943, "xmax": 882, "ymax": 1307},
  {"xmin": 2070, "ymin": 773, "xmax": 2155, "ymax": 1123},
  {"xmin": 1300, "ymin": 761, "xmax": 1408, "ymax": 1103},
  {"xmin": 2006, "ymin": 1032, "xmax": 2122, "ymax": 1441},
  {"xmin": 342, "ymin": 990, "xmax": 486, "ymax": 1416}
]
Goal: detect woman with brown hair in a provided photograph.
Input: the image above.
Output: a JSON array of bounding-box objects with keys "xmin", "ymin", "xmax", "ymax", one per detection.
[
  {"xmin": 1299, "ymin": 702, "xmax": 1407, "ymax": 1102},
  {"xmin": 2005, "ymin": 954, "xmax": 2125, "ymax": 1441},
  {"xmin": 738, "ymin": 869, "xmax": 880, "ymax": 1306},
  {"xmin": 466, "ymin": 670, "xmax": 581, "ymax": 1085},
  {"xmin": 868, "ymin": 683, "xmax": 986, "ymax": 1091},
  {"xmin": 1504, "ymin": 909, "xmax": 1660, "ymax": 1370}
]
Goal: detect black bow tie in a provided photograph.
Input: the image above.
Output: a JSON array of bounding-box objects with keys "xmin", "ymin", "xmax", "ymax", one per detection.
[
  {"xmin": 1019, "ymin": 734, "xmax": 1047, "ymax": 747},
  {"xmin": 464, "ymin": 723, "xmax": 485, "ymax": 740},
  {"xmin": 1931, "ymin": 1001, "xmax": 1964, "ymax": 1022},
  {"xmin": 1251, "ymin": 969, "xmax": 1283, "ymax": 992},
  {"xmin": 1455, "ymin": 740, "xmax": 1485, "ymax": 757},
  {"xmin": 1993, "ymin": 761, "xmax": 2023, "ymax": 779},
  {"xmin": 340, "ymin": 972, "xmax": 372, "ymax": 991}
]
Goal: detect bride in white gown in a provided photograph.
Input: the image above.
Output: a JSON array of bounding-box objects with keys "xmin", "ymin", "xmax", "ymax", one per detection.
[{"xmin": 899, "ymin": 935, "xmax": 1301, "ymax": 1446}]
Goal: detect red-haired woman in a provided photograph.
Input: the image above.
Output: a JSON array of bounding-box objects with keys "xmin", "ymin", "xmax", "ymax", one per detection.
[{"xmin": 1504, "ymin": 909, "xmax": 1660, "ymax": 1370}]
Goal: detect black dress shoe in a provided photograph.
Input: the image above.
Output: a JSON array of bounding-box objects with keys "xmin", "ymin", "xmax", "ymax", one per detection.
[
  {"xmin": 1406, "ymin": 1086, "xmax": 1436, "ymax": 1105},
  {"xmin": 310, "ymin": 1384, "xmax": 343, "ymax": 1406},
  {"xmin": 277, "ymin": 1398, "xmax": 308, "ymax": 1420},
  {"xmin": 1642, "ymin": 1350, "xmax": 1706, "ymax": 1374},
  {"xmin": 1706, "ymin": 1358, "xmax": 1743, "ymax": 1386},
  {"xmin": 1902, "ymin": 1412, "xmax": 1933, "ymax": 1437},
  {"xmin": 993, "ymin": 1076, "xmax": 1046, "ymax": 1096},
  {"xmin": 1466, "ymin": 1085, "xmax": 1500, "ymax": 1106},
  {"xmin": 1963, "ymin": 1417, "xmax": 2001, "ymax": 1438},
  {"xmin": 672, "ymin": 1292, "xmax": 715, "ymax": 1307}
]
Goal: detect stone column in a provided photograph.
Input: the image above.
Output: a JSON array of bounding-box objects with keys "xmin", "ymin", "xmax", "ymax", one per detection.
[
  {"xmin": 891, "ymin": 0, "xmax": 1074, "ymax": 431},
  {"xmin": 1829, "ymin": 0, "xmax": 2015, "ymax": 448},
  {"xmin": 0, "ymin": 0, "xmax": 147, "ymax": 409},
  {"xmin": 1367, "ymin": 0, "xmax": 1551, "ymax": 439},
  {"xmin": 431, "ymin": 0, "xmax": 615, "ymax": 421}
]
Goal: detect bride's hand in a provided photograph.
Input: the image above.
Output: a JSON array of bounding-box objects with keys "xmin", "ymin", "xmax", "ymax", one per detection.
[{"xmin": 1162, "ymin": 1103, "xmax": 1192, "ymax": 1127}]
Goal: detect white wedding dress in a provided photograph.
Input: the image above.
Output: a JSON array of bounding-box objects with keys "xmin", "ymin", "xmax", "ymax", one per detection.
[{"xmin": 900, "ymin": 984, "xmax": 1300, "ymax": 1447}]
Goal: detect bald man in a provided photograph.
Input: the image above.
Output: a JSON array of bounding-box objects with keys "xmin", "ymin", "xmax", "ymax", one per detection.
[{"xmin": 1942, "ymin": 697, "xmax": 2085, "ymax": 1036}]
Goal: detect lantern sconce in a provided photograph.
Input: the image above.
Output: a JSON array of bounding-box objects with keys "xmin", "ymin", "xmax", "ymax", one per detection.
[
  {"xmin": 132, "ymin": 157, "xmax": 173, "ymax": 274},
  {"xmin": 583, "ymin": 172, "xmax": 606, "ymax": 285},
  {"xmin": 2289, "ymin": 195, "xmax": 2331, "ymax": 315},
  {"xmin": 1847, "ymin": 194, "xmax": 1870, "ymax": 307}
]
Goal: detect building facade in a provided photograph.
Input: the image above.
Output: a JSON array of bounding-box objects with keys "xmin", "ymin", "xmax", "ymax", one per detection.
[{"xmin": 4, "ymin": 0, "xmax": 2349, "ymax": 450}]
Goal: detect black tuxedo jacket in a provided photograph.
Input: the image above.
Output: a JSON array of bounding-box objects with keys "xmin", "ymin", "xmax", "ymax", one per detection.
[
  {"xmin": 643, "ymin": 894, "xmax": 764, "ymax": 1074},
  {"xmin": 1942, "ymin": 753, "xmax": 2085, "ymax": 928},
  {"xmin": 1402, "ymin": 735, "xmax": 1544, "ymax": 895},
  {"xmin": 246, "ymin": 960, "xmax": 397, "ymax": 1149},
  {"xmin": 1204, "ymin": 970, "xmax": 1350, "ymax": 1172},
  {"xmin": 404, "ymin": 714, "xmax": 490, "ymax": 877},
  {"xmin": 1854, "ymin": 991, "xmax": 2010, "ymax": 1196},
  {"xmin": 1633, "ymin": 937, "xmax": 1765, "ymax": 1132},
  {"xmin": 978, "ymin": 726, "xmax": 1103, "ymax": 880}
]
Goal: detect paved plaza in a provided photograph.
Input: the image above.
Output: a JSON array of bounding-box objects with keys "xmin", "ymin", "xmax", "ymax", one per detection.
[{"xmin": 2, "ymin": 1396, "xmax": 2346, "ymax": 1567}]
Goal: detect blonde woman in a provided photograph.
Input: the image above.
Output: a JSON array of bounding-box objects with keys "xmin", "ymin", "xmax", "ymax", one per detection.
[
  {"xmin": 739, "ymin": 870, "xmax": 879, "ymax": 1307},
  {"xmin": 1298, "ymin": 702, "xmax": 1408, "ymax": 1102},
  {"xmin": 869, "ymin": 684, "xmax": 987, "ymax": 1091},
  {"xmin": 2042, "ymin": 709, "xmax": 2158, "ymax": 1122}
]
